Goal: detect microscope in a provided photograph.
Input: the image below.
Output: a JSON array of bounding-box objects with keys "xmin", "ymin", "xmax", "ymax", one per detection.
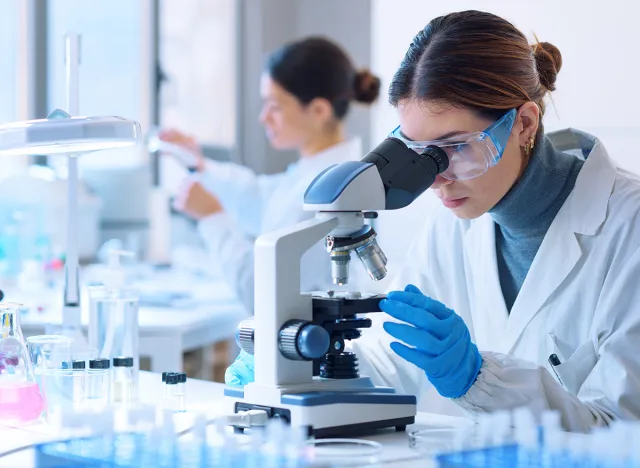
[{"xmin": 224, "ymin": 137, "xmax": 449, "ymax": 437}]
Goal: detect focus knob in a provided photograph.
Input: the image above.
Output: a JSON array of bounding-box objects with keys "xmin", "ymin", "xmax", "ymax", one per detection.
[
  {"xmin": 279, "ymin": 320, "xmax": 330, "ymax": 361},
  {"xmin": 236, "ymin": 318, "xmax": 255, "ymax": 355}
]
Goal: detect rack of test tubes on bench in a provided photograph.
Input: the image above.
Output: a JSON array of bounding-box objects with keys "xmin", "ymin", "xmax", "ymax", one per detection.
[
  {"xmin": 34, "ymin": 406, "xmax": 383, "ymax": 467},
  {"xmin": 421, "ymin": 409, "xmax": 640, "ymax": 468}
]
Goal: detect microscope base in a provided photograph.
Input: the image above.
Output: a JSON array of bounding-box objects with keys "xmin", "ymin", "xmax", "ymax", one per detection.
[{"xmin": 224, "ymin": 385, "xmax": 417, "ymax": 438}]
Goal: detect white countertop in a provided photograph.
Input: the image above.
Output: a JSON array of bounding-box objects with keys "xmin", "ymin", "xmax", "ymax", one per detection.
[{"xmin": 0, "ymin": 372, "xmax": 472, "ymax": 467}]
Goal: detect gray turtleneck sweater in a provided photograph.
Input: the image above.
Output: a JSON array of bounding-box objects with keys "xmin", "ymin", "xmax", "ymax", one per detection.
[{"xmin": 489, "ymin": 134, "xmax": 585, "ymax": 312}]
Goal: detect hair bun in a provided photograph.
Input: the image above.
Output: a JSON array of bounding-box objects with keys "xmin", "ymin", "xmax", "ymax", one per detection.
[
  {"xmin": 353, "ymin": 69, "xmax": 381, "ymax": 104},
  {"xmin": 532, "ymin": 41, "xmax": 562, "ymax": 92}
]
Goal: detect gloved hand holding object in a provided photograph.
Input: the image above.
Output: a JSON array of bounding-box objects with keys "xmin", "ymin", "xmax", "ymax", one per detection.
[
  {"xmin": 225, "ymin": 350, "xmax": 254, "ymax": 386},
  {"xmin": 381, "ymin": 284, "xmax": 482, "ymax": 398}
]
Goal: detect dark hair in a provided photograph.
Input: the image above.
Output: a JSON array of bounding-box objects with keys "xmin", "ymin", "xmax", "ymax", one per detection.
[
  {"xmin": 389, "ymin": 10, "xmax": 562, "ymax": 120},
  {"xmin": 267, "ymin": 37, "xmax": 381, "ymax": 120}
]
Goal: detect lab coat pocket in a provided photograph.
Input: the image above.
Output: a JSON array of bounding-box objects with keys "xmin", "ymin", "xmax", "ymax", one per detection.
[{"xmin": 552, "ymin": 341, "xmax": 598, "ymax": 395}]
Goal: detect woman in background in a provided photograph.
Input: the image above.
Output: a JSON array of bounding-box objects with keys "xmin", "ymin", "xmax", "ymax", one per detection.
[{"xmin": 161, "ymin": 37, "xmax": 380, "ymax": 316}]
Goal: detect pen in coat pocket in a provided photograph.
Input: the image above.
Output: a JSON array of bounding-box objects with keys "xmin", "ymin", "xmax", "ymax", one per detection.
[{"xmin": 548, "ymin": 353, "xmax": 565, "ymax": 388}]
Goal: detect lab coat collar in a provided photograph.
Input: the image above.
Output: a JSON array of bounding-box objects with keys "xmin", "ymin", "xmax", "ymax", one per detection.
[
  {"xmin": 504, "ymin": 129, "xmax": 617, "ymax": 352},
  {"xmin": 466, "ymin": 129, "xmax": 617, "ymax": 353},
  {"xmin": 547, "ymin": 128, "xmax": 617, "ymax": 235},
  {"xmin": 294, "ymin": 137, "xmax": 363, "ymax": 172}
]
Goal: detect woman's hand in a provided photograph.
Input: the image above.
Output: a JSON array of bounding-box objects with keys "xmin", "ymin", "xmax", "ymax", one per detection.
[
  {"xmin": 158, "ymin": 128, "xmax": 206, "ymax": 172},
  {"xmin": 380, "ymin": 284, "xmax": 482, "ymax": 399},
  {"xmin": 173, "ymin": 178, "xmax": 223, "ymax": 220}
]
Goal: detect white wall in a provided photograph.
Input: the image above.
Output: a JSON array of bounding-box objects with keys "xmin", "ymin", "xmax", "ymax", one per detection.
[{"xmin": 367, "ymin": 0, "xmax": 640, "ymax": 291}]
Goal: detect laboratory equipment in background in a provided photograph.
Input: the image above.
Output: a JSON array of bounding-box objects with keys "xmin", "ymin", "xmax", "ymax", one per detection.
[
  {"xmin": 225, "ymin": 137, "xmax": 449, "ymax": 436},
  {"xmin": 0, "ymin": 32, "xmax": 142, "ymax": 353},
  {"xmin": 81, "ymin": 166, "xmax": 152, "ymax": 261},
  {"xmin": 0, "ymin": 302, "xmax": 45, "ymax": 424},
  {"xmin": 89, "ymin": 250, "xmax": 140, "ymax": 401},
  {"xmin": 0, "ymin": 172, "xmax": 101, "ymax": 274}
]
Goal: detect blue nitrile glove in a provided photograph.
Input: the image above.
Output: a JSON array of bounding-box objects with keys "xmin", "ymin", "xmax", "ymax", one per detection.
[
  {"xmin": 224, "ymin": 350, "xmax": 255, "ymax": 386},
  {"xmin": 380, "ymin": 284, "xmax": 482, "ymax": 399}
]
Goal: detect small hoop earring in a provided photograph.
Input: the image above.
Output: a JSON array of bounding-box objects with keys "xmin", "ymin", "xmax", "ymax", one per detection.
[{"xmin": 524, "ymin": 136, "xmax": 535, "ymax": 157}]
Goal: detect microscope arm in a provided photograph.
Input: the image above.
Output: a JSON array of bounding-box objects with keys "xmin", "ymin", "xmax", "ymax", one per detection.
[{"xmin": 254, "ymin": 213, "xmax": 343, "ymax": 386}]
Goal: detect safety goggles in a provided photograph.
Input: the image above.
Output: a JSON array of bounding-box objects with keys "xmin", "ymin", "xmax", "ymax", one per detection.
[{"xmin": 389, "ymin": 108, "xmax": 517, "ymax": 181}]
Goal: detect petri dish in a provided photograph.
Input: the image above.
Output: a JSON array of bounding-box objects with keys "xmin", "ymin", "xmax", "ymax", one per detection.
[
  {"xmin": 306, "ymin": 438, "xmax": 383, "ymax": 465},
  {"xmin": 409, "ymin": 426, "xmax": 475, "ymax": 457}
]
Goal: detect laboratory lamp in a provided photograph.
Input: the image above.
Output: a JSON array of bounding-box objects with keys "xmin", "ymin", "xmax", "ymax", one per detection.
[{"xmin": 0, "ymin": 33, "xmax": 142, "ymax": 347}]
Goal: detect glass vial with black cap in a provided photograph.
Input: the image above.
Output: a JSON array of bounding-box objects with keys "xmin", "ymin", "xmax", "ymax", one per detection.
[
  {"xmin": 71, "ymin": 359, "xmax": 86, "ymax": 403},
  {"xmin": 164, "ymin": 372, "xmax": 187, "ymax": 412},
  {"xmin": 112, "ymin": 356, "xmax": 134, "ymax": 403},
  {"xmin": 87, "ymin": 358, "xmax": 110, "ymax": 407}
]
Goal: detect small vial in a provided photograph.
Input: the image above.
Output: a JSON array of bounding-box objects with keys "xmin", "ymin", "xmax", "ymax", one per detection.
[
  {"xmin": 161, "ymin": 371, "xmax": 172, "ymax": 401},
  {"xmin": 172, "ymin": 372, "xmax": 187, "ymax": 412},
  {"xmin": 72, "ymin": 359, "xmax": 86, "ymax": 404},
  {"xmin": 164, "ymin": 373, "xmax": 178, "ymax": 411},
  {"xmin": 112, "ymin": 356, "xmax": 134, "ymax": 403},
  {"xmin": 88, "ymin": 358, "xmax": 111, "ymax": 407}
]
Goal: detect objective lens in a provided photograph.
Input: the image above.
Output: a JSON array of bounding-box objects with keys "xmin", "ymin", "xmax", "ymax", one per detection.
[
  {"xmin": 356, "ymin": 238, "xmax": 388, "ymax": 281},
  {"xmin": 330, "ymin": 251, "xmax": 351, "ymax": 286}
]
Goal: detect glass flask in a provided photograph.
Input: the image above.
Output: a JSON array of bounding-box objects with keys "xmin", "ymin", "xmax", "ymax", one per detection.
[{"xmin": 0, "ymin": 302, "xmax": 44, "ymax": 424}]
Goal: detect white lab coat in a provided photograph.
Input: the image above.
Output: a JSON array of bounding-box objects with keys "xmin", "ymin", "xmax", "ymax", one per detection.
[
  {"xmin": 197, "ymin": 138, "xmax": 363, "ymax": 313},
  {"xmin": 353, "ymin": 129, "xmax": 640, "ymax": 432}
]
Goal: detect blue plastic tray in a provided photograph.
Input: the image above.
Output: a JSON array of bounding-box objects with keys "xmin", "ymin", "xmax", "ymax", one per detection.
[{"xmin": 35, "ymin": 432, "xmax": 312, "ymax": 468}]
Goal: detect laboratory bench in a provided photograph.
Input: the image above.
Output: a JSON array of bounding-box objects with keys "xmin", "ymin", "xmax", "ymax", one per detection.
[{"xmin": 0, "ymin": 371, "xmax": 471, "ymax": 467}]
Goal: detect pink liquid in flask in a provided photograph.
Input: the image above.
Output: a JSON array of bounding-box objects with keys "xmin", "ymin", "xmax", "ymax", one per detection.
[{"xmin": 0, "ymin": 381, "xmax": 44, "ymax": 424}]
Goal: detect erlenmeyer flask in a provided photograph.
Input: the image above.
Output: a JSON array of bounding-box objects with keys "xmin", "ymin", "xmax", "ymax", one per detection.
[{"xmin": 0, "ymin": 302, "xmax": 44, "ymax": 424}]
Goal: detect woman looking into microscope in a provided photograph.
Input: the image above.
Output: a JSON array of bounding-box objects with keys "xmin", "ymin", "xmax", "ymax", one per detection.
[{"xmin": 227, "ymin": 10, "xmax": 640, "ymax": 432}]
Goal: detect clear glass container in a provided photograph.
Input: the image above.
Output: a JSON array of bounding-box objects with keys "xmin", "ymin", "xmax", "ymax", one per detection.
[
  {"xmin": 88, "ymin": 285, "xmax": 139, "ymax": 401},
  {"xmin": 41, "ymin": 368, "xmax": 85, "ymax": 424},
  {"xmin": 86, "ymin": 359, "xmax": 110, "ymax": 410},
  {"xmin": 0, "ymin": 302, "xmax": 44, "ymax": 424},
  {"xmin": 112, "ymin": 356, "xmax": 133, "ymax": 403},
  {"xmin": 172, "ymin": 372, "xmax": 186, "ymax": 413},
  {"xmin": 26, "ymin": 334, "xmax": 72, "ymax": 392}
]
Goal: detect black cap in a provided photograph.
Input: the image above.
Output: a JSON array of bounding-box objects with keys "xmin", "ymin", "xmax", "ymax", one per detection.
[
  {"xmin": 113, "ymin": 357, "xmax": 134, "ymax": 367},
  {"xmin": 166, "ymin": 373, "xmax": 178, "ymax": 385},
  {"xmin": 177, "ymin": 372, "xmax": 187, "ymax": 383},
  {"xmin": 89, "ymin": 358, "xmax": 110, "ymax": 369},
  {"xmin": 72, "ymin": 360, "xmax": 86, "ymax": 370},
  {"xmin": 162, "ymin": 371, "xmax": 169, "ymax": 382}
]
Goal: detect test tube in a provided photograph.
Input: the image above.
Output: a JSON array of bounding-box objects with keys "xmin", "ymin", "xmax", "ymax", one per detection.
[
  {"xmin": 87, "ymin": 358, "xmax": 111, "ymax": 408},
  {"xmin": 112, "ymin": 356, "xmax": 134, "ymax": 403}
]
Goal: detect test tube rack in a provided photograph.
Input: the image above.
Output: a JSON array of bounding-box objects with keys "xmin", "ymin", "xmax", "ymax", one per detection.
[{"xmin": 34, "ymin": 432, "xmax": 316, "ymax": 468}]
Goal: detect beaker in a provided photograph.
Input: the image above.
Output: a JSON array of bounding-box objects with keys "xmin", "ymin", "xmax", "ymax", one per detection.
[
  {"xmin": 41, "ymin": 368, "xmax": 85, "ymax": 424},
  {"xmin": 27, "ymin": 335, "xmax": 72, "ymax": 391},
  {"xmin": 88, "ymin": 285, "xmax": 139, "ymax": 401},
  {"xmin": 0, "ymin": 302, "xmax": 44, "ymax": 424}
]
